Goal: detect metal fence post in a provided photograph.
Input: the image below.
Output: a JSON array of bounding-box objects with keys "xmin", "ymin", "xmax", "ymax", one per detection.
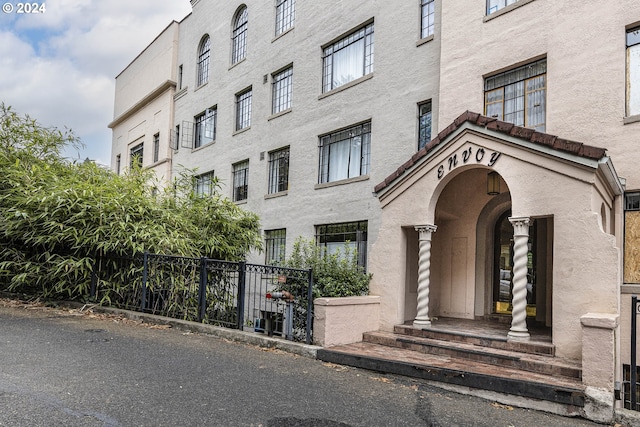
[
  {"xmin": 237, "ymin": 262, "xmax": 246, "ymax": 330},
  {"xmin": 197, "ymin": 257, "xmax": 207, "ymax": 323},
  {"xmin": 141, "ymin": 251, "xmax": 148, "ymax": 311},
  {"xmin": 633, "ymin": 295, "xmax": 638, "ymax": 411},
  {"xmin": 306, "ymin": 269, "xmax": 314, "ymax": 345}
]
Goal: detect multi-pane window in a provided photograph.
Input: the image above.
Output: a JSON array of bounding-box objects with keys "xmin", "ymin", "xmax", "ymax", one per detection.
[
  {"xmin": 421, "ymin": 0, "xmax": 435, "ymax": 38},
  {"xmin": 115, "ymin": 154, "xmax": 121, "ymax": 175},
  {"xmin": 275, "ymin": 0, "xmax": 295, "ymax": 36},
  {"xmin": 232, "ymin": 7, "xmax": 248, "ymax": 64},
  {"xmin": 268, "ymin": 147, "xmax": 290, "ymax": 194},
  {"xmin": 272, "ymin": 66, "xmax": 293, "ymax": 114},
  {"xmin": 152, "ymin": 133, "xmax": 160, "ymax": 163},
  {"xmin": 316, "ymin": 221, "xmax": 368, "ymax": 269},
  {"xmin": 236, "ymin": 88, "xmax": 252, "ymax": 131},
  {"xmin": 418, "ymin": 101, "xmax": 432, "ymax": 150},
  {"xmin": 322, "ymin": 22, "xmax": 374, "ymax": 93},
  {"xmin": 195, "ymin": 171, "xmax": 215, "ymax": 197},
  {"xmin": 197, "ymin": 36, "xmax": 210, "ymax": 86},
  {"xmin": 487, "ymin": 0, "xmax": 517, "ymax": 14},
  {"xmin": 232, "ymin": 160, "xmax": 249, "ymax": 202},
  {"xmin": 484, "ymin": 59, "xmax": 546, "ymax": 132},
  {"xmin": 319, "ymin": 122, "xmax": 371, "ymax": 184},
  {"xmin": 265, "ymin": 229, "xmax": 286, "ymax": 265},
  {"xmin": 627, "ymin": 26, "xmax": 640, "ymax": 117},
  {"xmin": 195, "ymin": 107, "xmax": 216, "ymax": 148},
  {"xmin": 130, "ymin": 143, "xmax": 143, "ymax": 169}
]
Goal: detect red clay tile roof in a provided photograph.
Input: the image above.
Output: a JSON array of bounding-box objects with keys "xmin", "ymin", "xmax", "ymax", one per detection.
[{"xmin": 374, "ymin": 111, "xmax": 607, "ymax": 194}]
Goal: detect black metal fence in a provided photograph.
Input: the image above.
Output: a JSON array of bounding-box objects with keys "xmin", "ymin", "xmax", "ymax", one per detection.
[
  {"xmin": 90, "ymin": 252, "xmax": 313, "ymax": 344},
  {"xmin": 627, "ymin": 295, "xmax": 640, "ymax": 410}
]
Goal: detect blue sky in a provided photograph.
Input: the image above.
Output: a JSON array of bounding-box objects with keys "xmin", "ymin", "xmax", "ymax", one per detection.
[{"xmin": 0, "ymin": 0, "xmax": 192, "ymax": 166}]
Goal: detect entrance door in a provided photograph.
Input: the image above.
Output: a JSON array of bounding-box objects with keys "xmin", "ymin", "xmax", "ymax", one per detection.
[{"xmin": 492, "ymin": 211, "xmax": 538, "ymax": 316}]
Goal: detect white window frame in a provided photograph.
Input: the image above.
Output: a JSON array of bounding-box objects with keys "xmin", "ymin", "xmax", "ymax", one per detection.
[
  {"xmin": 627, "ymin": 26, "xmax": 640, "ymax": 117},
  {"xmin": 322, "ymin": 22, "xmax": 374, "ymax": 93}
]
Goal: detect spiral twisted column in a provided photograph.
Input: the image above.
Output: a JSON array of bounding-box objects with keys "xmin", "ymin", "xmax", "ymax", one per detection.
[
  {"xmin": 508, "ymin": 217, "xmax": 531, "ymax": 340},
  {"xmin": 413, "ymin": 224, "xmax": 437, "ymax": 328}
]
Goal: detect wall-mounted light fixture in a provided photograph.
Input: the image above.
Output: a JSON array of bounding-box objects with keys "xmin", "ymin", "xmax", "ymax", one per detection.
[{"xmin": 487, "ymin": 171, "xmax": 500, "ymax": 195}]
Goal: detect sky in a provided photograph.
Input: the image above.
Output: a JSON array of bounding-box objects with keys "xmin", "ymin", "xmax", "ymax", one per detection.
[{"xmin": 0, "ymin": 0, "xmax": 192, "ymax": 166}]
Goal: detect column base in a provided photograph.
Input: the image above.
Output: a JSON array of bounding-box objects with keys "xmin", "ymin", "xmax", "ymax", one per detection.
[
  {"xmin": 413, "ymin": 318, "xmax": 432, "ymax": 328},
  {"xmin": 507, "ymin": 329, "xmax": 530, "ymax": 341}
]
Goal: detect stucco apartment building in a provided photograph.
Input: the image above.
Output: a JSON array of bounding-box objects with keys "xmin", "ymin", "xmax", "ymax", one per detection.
[{"xmin": 111, "ymin": 0, "xmax": 640, "ymax": 420}]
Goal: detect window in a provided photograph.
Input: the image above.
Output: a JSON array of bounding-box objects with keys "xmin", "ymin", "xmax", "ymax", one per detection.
[
  {"xmin": 178, "ymin": 64, "xmax": 183, "ymax": 90},
  {"xmin": 195, "ymin": 107, "xmax": 216, "ymax": 148},
  {"xmin": 197, "ymin": 36, "xmax": 210, "ymax": 86},
  {"xmin": 627, "ymin": 26, "xmax": 640, "ymax": 117},
  {"xmin": 235, "ymin": 88, "xmax": 252, "ymax": 131},
  {"xmin": 272, "ymin": 66, "xmax": 293, "ymax": 114},
  {"xmin": 322, "ymin": 22, "xmax": 374, "ymax": 93},
  {"xmin": 418, "ymin": 101, "xmax": 432, "ymax": 150},
  {"xmin": 195, "ymin": 171, "xmax": 215, "ymax": 197},
  {"xmin": 316, "ymin": 221, "xmax": 368, "ymax": 269},
  {"xmin": 275, "ymin": 0, "xmax": 295, "ymax": 36},
  {"xmin": 115, "ymin": 154, "xmax": 121, "ymax": 175},
  {"xmin": 232, "ymin": 6, "xmax": 248, "ymax": 64},
  {"xmin": 268, "ymin": 147, "xmax": 290, "ymax": 194},
  {"xmin": 130, "ymin": 143, "xmax": 143, "ymax": 169},
  {"xmin": 233, "ymin": 160, "xmax": 249, "ymax": 202},
  {"xmin": 172, "ymin": 125, "xmax": 180, "ymax": 151},
  {"xmin": 625, "ymin": 192, "xmax": 640, "ymax": 283},
  {"xmin": 153, "ymin": 133, "xmax": 160, "ymax": 163},
  {"xmin": 319, "ymin": 122, "xmax": 371, "ymax": 184},
  {"xmin": 487, "ymin": 0, "xmax": 517, "ymax": 14},
  {"xmin": 484, "ymin": 59, "xmax": 546, "ymax": 132},
  {"xmin": 421, "ymin": 0, "xmax": 435, "ymax": 38},
  {"xmin": 265, "ymin": 229, "xmax": 286, "ymax": 265}
]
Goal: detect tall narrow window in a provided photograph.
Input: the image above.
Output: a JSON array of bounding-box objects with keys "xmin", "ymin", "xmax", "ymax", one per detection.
[
  {"xmin": 268, "ymin": 147, "xmax": 290, "ymax": 194},
  {"xmin": 625, "ymin": 192, "xmax": 640, "ymax": 283},
  {"xmin": 194, "ymin": 107, "xmax": 217, "ymax": 148},
  {"xmin": 484, "ymin": 59, "xmax": 546, "ymax": 132},
  {"xmin": 233, "ymin": 160, "xmax": 249, "ymax": 202},
  {"xmin": 232, "ymin": 6, "xmax": 248, "ymax": 64},
  {"xmin": 272, "ymin": 66, "xmax": 293, "ymax": 114},
  {"xmin": 322, "ymin": 22, "xmax": 374, "ymax": 93},
  {"xmin": 153, "ymin": 133, "xmax": 160, "ymax": 163},
  {"xmin": 195, "ymin": 171, "xmax": 215, "ymax": 197},
  {"xmin": 319, "ymin": 122, "xmax": 371, "ymax": 184},
  {"xmin": 197, "ymin": 35, "xmax": 210, "ymax": 86},
  {"xmin": 627, "ymin": 26, "xmax": 640, "ymax": 117},
  {"xmin": 265, "ymin": 229, "xmax": 286, "ymax": 265},
  {"xmin": 130, "ymin": 143, "xmax": 143, "ymax": 169},
  {"xmin": 487, "ymin": 0, "xmax": 517, "ymax": 14},
  {"xmin": 178, "ymin": 64, "xmax": 183, "ymax": 90},
  {"xmin": 173, "ymin": 125, "xmax": 180, "ymax": 151},
  {"xmin": 115, "ymin": 154, "xmax": 121, "ymax": 175},
  {"xmin": 418, "ymin": 101, "xmax": 432, "ymax": 150},
  {"xmin": 421, "ymin": 0, "xmax": 435, "ymax": 38},
  {"xmin": 236, "ymin": 88, "xmax": 252, "ymax": 131},
  {"xmin": 316, "ymin": 221, "xmax": 368, "ymax": 269},
  {"xmin": 275, "ymin": 0, "xmax": 295, "ymax": 36}
]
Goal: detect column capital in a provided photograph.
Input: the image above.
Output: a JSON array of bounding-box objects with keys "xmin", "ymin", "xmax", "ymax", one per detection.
[
  {"xmin": 508, "ymin": 216, "xmax": 531, "ymax": 236},
  {"xmin": 414, "ymin": 224, "xmax": 437, "ymax": 237}
]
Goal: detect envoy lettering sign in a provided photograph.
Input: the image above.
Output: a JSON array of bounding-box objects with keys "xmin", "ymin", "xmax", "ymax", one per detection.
[{"xmin": 437, "ymin": 146, "xmax": 502, "ymax": 179}]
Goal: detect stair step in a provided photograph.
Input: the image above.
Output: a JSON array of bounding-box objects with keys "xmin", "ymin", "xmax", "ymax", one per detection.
[
  {"xmin": 363, "ymin": 330, "xmax": 581, "ymax": 379},
  {"xmin": 394, "ymin": 323, "xmax": 555, "ymax": 356},
  {"xmin": 317, "ymin": 341, "xmax": 585, "ymax": 408}
]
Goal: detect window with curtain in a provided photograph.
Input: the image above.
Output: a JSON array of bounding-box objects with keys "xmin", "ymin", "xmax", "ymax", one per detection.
[
  {"xmin": 194, "ymin": 107, "xmax": 216, "ymax": 148},
  {"xmin": 421, "ymin": 0, "xmax": 435, "ymax": 38},
  {"xmin": 275, "ymin": 0, "xmax": 295, "ymax": 36},
  {"xmin": 316, "ymin": 221, "xmax": 368, "ymax": 269},
  {"xmin": 195, "ymin": 171, "xmax": 215, "ymax": 197},
  {"xmin": 486, "ymin": 0, "xmax": 518, "ymax": 14},
  {"xmin": 197, "ymin": 35, "xmax": 210, "ymax": 86},
  {"xmin": 232, "ymin": 160, "xmax": 249, "ymax": 202},
  {"xmin": 322, "ymin": 22, "xmax": 374, "ymax": 93},
  {"xmin": 272, "ymin": 66, "xmax": 293, "ymax": 114},
  {"xmin": 232, "ymin": 6, "xmax": 248, "ymax": 64},
  {"xmin": 319, "ymin": 122, "xmax": 371, "ymax": 184},
  {"xmin": 235, "ymin": 88, "xmax": 252, "ymax": 131},
  {"xmin": 627, "ymin": 26, "xmax": 640, "ymax": 117},
  {"xmin": 484, "ymin": 59, "xmax": 546, "ymax": 132},
  {"xmin": 418, "ymin": 101, "xmax": 432, "ymax": 150},
  {"xmin": 268, "ymin": 147, "xmax": 290, "ymax": 194},
  {"xmin": 265, "ymin": 229, "xmax": 286, "ymax": 265}
]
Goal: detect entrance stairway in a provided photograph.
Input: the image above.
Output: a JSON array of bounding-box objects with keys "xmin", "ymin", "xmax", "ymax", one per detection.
[{"xmin": 316, "ymin": 318, "xmax": 585, "ymax": 408}]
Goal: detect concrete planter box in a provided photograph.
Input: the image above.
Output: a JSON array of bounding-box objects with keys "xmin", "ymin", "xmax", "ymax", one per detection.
[{"xmin": 313, "ymin": 295, "xmax": 380, "ymax": 347}]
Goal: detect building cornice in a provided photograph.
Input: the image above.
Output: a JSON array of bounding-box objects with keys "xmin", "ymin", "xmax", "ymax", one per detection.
[{"xmin": 108, "ymin": 80, "xmax": 176, "ymax": 129}]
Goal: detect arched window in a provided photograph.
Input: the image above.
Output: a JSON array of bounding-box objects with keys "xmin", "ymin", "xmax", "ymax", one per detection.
[
  {"xmin": 232, "ymin": 6, "xmax": 248, "ymax": 64},
  {"xmin": 197, "ymin": 35, "xmax": 210, "ymax": 86}
]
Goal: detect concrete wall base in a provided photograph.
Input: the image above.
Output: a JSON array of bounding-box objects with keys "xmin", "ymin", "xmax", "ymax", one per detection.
[{"xmin": 313, "ymin": 296, "xmax": 380, "ymax": 347}]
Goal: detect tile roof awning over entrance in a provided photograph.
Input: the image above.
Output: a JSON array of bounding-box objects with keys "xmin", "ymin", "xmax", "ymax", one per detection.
[{"xmin": 374, "ymin": 111, "xmax": 608, "ymax": 194}]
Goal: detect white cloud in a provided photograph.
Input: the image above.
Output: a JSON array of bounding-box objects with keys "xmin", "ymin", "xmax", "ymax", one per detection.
[{"xmin": 0, "ymin": 0, "xmax": 192, "ymax": 165}]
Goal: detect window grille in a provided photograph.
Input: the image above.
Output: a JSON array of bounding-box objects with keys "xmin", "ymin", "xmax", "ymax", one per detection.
[
  {"xmin": 319, "ymin": 122, "xmax": 371, "ymax": 184},
  {"xmin": 487, "ymin": 0, "xmax": 518, "ymax": 15},
  {"xmin": 418, "ymin": 101, "xmax": 432, "ymax": 150},
  {"xmin": 265, "ymin": 229, "xmax": 286, "ymax": 265},
  {"xmin": 236, "ymin": 89, "xmax": 252, "ymax": 131},
  {"xmin": 197, "ymin": 36, "xmax": 210, "ymax": 86},
  {"xmin": 194, "ymin": 108, "xmax": 216, "ymax": 148},
  {"xmin": 130, "ymin": 143, "xmax": 143, "ymax": 169},
  {"xmin": 316, "ymin": 221, "xmax": 368, "ymax": 269},
  {"xmin": 195, "ymin": 171, "xmax": 215, "ymax": 197},
  {"xmin": 626, "ymin": 192, "xmax": 640, "ymax": 211},
  {"xmin": 272, "ymin": 67, "xmax": 293, "ymax": 114},
  {"xmin": 275, "ymin": 0, "xmax": 295, "ymax": 36},
  {"xmin": 268, "ymin": 147, "xmax": 290, "ymax": 194},
  {"xmin": 233, "ymin": 160, "xmax": 249, "ymax": 202},
  {"xmin": 322, "ymin": 22, "xmax": 374, "ymax": 93},
  {"xmin": 153, "ymin": 133, "xmax": 159, "ymax": 163},
  {"xmin": 421, "ymin": 0, "xmax": 435, "ymax": 38},
  {"xmin": 232, "ymin": 7, "xmax": 248, "ymax": 64},
  {"xmin": 627, "ymin": 26, "xmax": 640, "ymax": 116}
]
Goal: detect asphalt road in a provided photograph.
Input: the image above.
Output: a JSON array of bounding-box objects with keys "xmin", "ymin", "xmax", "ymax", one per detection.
[{"xmin": 0, "ymin": 301, "xmax": 605, "ymax": 427}]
